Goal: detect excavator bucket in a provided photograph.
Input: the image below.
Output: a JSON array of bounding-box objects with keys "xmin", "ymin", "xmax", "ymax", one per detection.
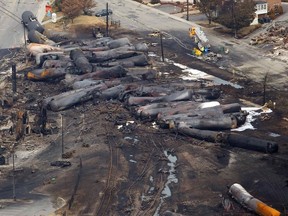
[
  {"xmin": 189, "ymin": 27, "xmax": 196, "ymax": 37},
  {"xmin": 193, "ymin": 48, "xmax": 202, "ymax": 56},
  {"xmin": 189, "ymin": 26, "xmax": 210, "ymax": 53}
]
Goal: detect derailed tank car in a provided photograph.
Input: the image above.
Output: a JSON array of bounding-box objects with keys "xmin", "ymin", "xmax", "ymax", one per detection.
[{"xmin": 22, "ymin": 11, "xmax": 44, "ymax": 34}]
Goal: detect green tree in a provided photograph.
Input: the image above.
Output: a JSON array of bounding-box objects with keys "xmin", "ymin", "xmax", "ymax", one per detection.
[
  {"xmin": 61, "ymin": 0, "xmax": 82, "ymax": 23},
  {"xmin": 196, "ymin": 0, "xmax": 219, "ymax": 25},
  {"xmin": 217, "ymin": 0, "xmax": 256, "ymax": 37}
]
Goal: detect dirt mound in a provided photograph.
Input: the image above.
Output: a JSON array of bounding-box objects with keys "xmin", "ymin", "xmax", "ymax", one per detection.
[{"xmin": 44, "ymin": 15, "xmax": 105, "ymax": 39}]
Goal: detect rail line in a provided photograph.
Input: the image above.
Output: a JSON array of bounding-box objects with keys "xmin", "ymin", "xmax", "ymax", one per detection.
[{"xmin": 94, "ymin": 129, "xmax": 119, "ymax": 216}]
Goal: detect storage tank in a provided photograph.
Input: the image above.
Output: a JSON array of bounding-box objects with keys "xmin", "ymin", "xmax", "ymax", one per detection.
[{"xmin": 21, "ymin": 11, "xmax": 45, "ymax": 34}]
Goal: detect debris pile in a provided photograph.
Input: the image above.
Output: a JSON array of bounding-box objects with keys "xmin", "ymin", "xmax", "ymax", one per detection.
[{"xmin": 250, "ymin": 21, "xmax": 288, "ymax": 62}]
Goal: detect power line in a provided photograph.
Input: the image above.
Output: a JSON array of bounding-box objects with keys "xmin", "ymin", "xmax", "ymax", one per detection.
[
  {"xmin": 0, "ymin": 9, "xmax": 21, "ymax": 24},
  {"xmin": 0, "ymin": 4, "xmax": 21, "ymax": 20},
  {"xmin": 0, "ymin": 5, "xmax": 21, "ymax": 22}
]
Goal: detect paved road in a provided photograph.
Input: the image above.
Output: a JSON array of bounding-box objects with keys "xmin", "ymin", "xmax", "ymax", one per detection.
[
  {"xmin": 0, "ymin": 197, "xmax": 55, "ymax": 216},
  {"xmin": 96, "ymin": 0, "xmax": 288, "ymax": 90},
  {"xmin": 0, "ymin": 0, "xmax": 46, "ymax": 49}
]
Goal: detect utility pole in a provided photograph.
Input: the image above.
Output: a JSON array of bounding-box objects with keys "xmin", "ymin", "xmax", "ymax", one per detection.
[
  {"xmin": 232, "ymin": 0, "xmax": 237, "ymax": 38},
  {"xmin": 61, "ymin": 114, "xmax": 64, "ymax": 157},
  {"xmin": 263, "ymin": 73, "xmax": 268, "ymax": 105},
  {"xmin": 186, "ymin": 0, "xmax": 189, "ymax": 21},
  {"xmin": 12, "ymin": 63, "xmax": 17, "ymax": 94},
  {"xmin": 12, "ymin": 152, "xmax": 16, "ymax": 201},
  {"xmin": 160, "ymin": 32, "xmax": 164, "ymax": 62},
  {"xmin": 106, "ymin": 3, "xmax": 109, "ymax": 37}
]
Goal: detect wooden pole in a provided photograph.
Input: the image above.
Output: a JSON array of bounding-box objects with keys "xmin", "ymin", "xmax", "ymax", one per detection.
[
  {"xmin": 263, "ymin": 73, "xmax": 268, "ymax": 105},
  {"xmin": 186, "ymin": 0, "xmax": 189, "ymax": 21},
  {"xmin": 160, "ymin": 33, "xmax": 164, "ymax": 62},
  {"xmin": 12, "ymin": 63, "xmax": 17, "ymax": 93},
  {"xmin": 232, "ymin": 0, "xmax": 237, "ymax": 38},
  {"xmin": 61, "ymin": 114, "xmax": 64, "ymax": 157},
  {"xmin": 12, "ymin": 152, "xmax": 16, "ymax": 201},
  {"xmin": 106, "ymin": 3, "xmax": 109, "ymax": 37}
]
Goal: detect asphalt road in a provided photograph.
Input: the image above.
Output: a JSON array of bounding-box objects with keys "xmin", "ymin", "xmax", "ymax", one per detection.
[
  {"xmin": 96, "ymin": 0, "xmax": 288, "ymax": 90},
  {"xmin": 0, "ymin": 0, "xmax": 46, "ymax": 49}
]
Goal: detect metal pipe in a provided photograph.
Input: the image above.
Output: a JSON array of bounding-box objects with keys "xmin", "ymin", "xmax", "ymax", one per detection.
[{"xmin": 23, "ymin": 23, "xmax": 28, "ymax": 64}]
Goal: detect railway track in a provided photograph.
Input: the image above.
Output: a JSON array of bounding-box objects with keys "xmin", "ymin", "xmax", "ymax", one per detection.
[{"xmin": 94, "ymin": 131, "xmax": 119, "ymax": 216}]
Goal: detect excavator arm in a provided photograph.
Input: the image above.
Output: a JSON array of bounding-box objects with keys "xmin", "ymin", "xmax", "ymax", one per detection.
[{"xmin": 189, "ymin": 27, "xmax": 210, "ymax": 55}]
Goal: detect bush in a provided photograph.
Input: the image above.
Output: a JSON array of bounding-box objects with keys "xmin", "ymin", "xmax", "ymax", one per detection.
[
  {"xmin": 150, "ymin": 0, "xmax": 160, "ymax": 4},
  {"xmin": 278, "ymin": 5, "xmax": 283, "ymax": 15},
  {"xmin": 214, "ymin": 24, "xmax": 261, "ymax": 38},
  {"xmin": 53, "ymin": 0, "xmax": 63, "ymax": 11},
  {"xmin": 237, "ymin": 24, "xmax": 261, "ymax": 38},
  {"xmin": 268, "ymin": 8, "xmax": 275, "ymax": 20}
]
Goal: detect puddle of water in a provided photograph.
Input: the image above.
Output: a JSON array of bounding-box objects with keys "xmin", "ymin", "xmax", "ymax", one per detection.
[
  {"xmin": 232, "ymin": 107, "xmax": 272, "ymax": 132},
  {"xmin": 148, "ymin": 186, "xmax": 155, "ymax": 194},
  {"xmin": 148, "ymin": 52, "xmax": 157, "ymax": 57},
  {"xmin": 198, "ymin": 101, "xmax": 220, "ymax": 109},
  {"xmin": 129, "ymin": 159, "xmax": 137, "ymax": 163},
  {"xmin": 151, "ymin": 122, "xmax": 159, "ymax": 129},
  {"xmin": 148, "ymin": 53, "xmax": 239, "ymax": 90},
  {"xmin": 154, "ymin": 150, "xmax": 178, "ymax": 216},
  {"xmin": 129, "ymin": 155, "xmax": 137, "ymax": 163},
  {"xmin": 173, "ymin": 62, "xmax": 243, "ymax": 89},
  {"xmin": 269, "ymin": 132, "xmax": 280, "ymax": 137},
  {"xmin": 228, "ymin": 152, "xmax": 237, "ymax": 168},
  {"xmin": 124, "ymin": 136, "xmax": 139, "ymax": 145},
  {"xmin": 117, "ymin": 121, "xmax": 135, "ymax": 130}
]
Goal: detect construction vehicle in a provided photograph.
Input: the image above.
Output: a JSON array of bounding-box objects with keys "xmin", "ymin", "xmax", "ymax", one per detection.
[{"xmin": 189, "ymin": 26, "xmax": 210, "ymax": 55}]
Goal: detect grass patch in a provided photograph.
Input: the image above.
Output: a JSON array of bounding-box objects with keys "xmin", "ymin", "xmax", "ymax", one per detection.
[
  {"xmin": 237, "ymin": 24, "xmax": 261, "ymax": 37},
  {"xmin": 44, "ymin": 15, "xmax": 105, "ymax": 32},
  {"xmin": 214, "ymin": 24, "xmax": 261, "ymax": 38}
]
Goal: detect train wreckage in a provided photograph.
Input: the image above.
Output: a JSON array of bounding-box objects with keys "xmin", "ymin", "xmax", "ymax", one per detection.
[
  {"xmin": 0, "ymin": 10, "xmax": 285, "ymax": 216},
  {"xmin": 19, "ymin": 30, "xmax": 277, "ymax": 154},
  {"xmin": 2, "ymin": 9, "xmax": 278, "ymax": 154}
]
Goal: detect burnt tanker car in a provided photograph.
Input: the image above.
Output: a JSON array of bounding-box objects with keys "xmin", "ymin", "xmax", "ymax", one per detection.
[{"xmin": 22, "ymin": 11, "xmax": 44, "ymax": 34}]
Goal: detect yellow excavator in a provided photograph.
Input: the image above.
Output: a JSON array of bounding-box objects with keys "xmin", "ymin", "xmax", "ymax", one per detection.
[{"xmin": 189, "ymin": 26, "xmax": 210, "ymax": 56}]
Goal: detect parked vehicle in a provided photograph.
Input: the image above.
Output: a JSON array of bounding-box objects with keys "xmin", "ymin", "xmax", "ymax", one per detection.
[
  {"xmin": 258, "ymin": 17, "xmax": 271, "ymax": 24},
  {"xmin": 95, "ymin": 9, "xmax": 113, "ymax": 17}
]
